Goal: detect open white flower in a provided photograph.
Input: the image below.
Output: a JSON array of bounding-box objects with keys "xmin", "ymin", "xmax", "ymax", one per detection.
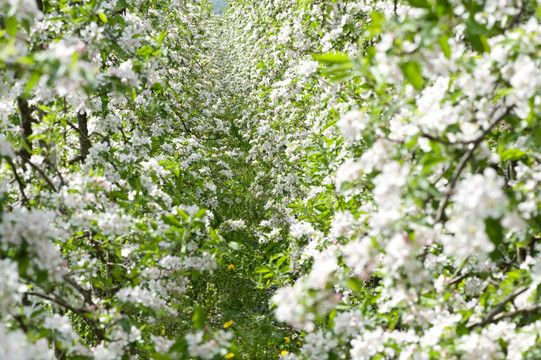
[{"xmin": 336, "ymin": 110, "xmax": 369, "ymax": 141}]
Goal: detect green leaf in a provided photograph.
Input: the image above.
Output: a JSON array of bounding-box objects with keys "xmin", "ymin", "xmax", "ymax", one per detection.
[
  {"xmin": 158, "ymin": 31, "xmax": 168, "ymax": 47},
  {"xmin": 176, "ymin": 209, "xmax": 189, "ymax": 221},
  {"xmin": 162, "ymin": 214, "xmax": 183, "ymax": 228},
  {"xmin": 348, "ymin": 277, "xmax": 364, "ymax": 294},
  {"xmin": 438, "ymin": 35, "xmax": 451, "ymax": 59},
  {"xmin": 255, "ymin": 266, "xmax": 271, "ymax": 274},
  {"xmin": 194, "ymin": 208, "xmax": 207, "ymax": 219},
  {"xmin": 500, "ymin": 149, "xmax": 527, "ymax": 161},
  {"xmin": 405, "ymin": 0, "xmax": 430, "ymax": 8},
  {"xmin": 17, "ymin": 251, "xmax": 30, "ymax": 275},
  {"xmin": 456, "ymin": 321, "xmax": 468, "ymax": 336},
  {"xmin": 109, "ymin": 190, "xmax": 130, "ymax": 201},
  {"xmin": 168, "ymin": 340, "xmax": 188, "ymax": 358},
  {"xmin": 21, "ymin": 18, "xmax": 31, "ymax": 33},
  {"xmin": 118, "ymin": 317, "xmax": 131, "ymax": 334},
  {"xmin": 137, "ymin": 45, "xmax": 154, "ymax": 58},
  {"xmin": 400, "ymin": 61, "xmax": 424, "ymax": 90},
  {"xmin": 5, "ymin": 16, "xmax": 17, "ymax": 38},
  {"xmin": 276, "ymin": 255, "xmax": 288, "ymax": 267},
  {"xmin": 82, "ymin": 67, "xmax": 98, "ymax": 89},
  {"xmin": 312, "ymin": 52, "xmax": 349, "ymax": 64},
  {"xmin": 420, "ymin": 152, "xmax": 446, "ymax": 170},
  {"xmin": 328, "ymin": 309, "xmax": 337, "ymax": 329},
  {"xmin": 151, "ymin": 353, "xmax": 171, "ymax": 360},
  {"xmin": 209, "ymin": 227, "xmax": 221, "ymax": 242},
  {"xmin": 98, "ymin": 12, "xmax": 108, "ymax": 23},
  {"xmin": 465, "ymin": 18, "xmax": 490, "ymax": 36},
  {"xmin": 368, "ymin": 11, "xmax": 386, "ymax": 35},
  {"xmin": 485, "ymin": 217, "xmax": 504, "ymax": 261},
  {"xmin": 465, "ymin": 19, "xmax": 491, "ymax": 53},
  {"xmin": 506, "ymin": 269, "xmax": 522, "ymax": 283},
  {"xmin": 228, "ymin": 241, "xmax": 240, "ymax": 251},
  {"xmin": 36, "ymin": 270, "xmax": 48, "ymax": 285},
  {"xmin": 192, "ymin": 306, "xmax": 206, "ymax": 330}
]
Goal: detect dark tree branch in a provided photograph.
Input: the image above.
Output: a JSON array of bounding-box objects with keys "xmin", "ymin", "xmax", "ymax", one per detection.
[
  {"xmin": 26, "ymin": 161, "xmax": 58, "ymax": 191},
  {"xmin": 77, "ymin": 112, "xmax": 92, "ymax": 160},
  {"xmin": 493, "ymin": 304, "xmax": 541, "ymax": 322},
  {"xmin": 8, "ymin": 162, "xmax": 30, "ymax": 208},
  {"xmin": 420, "ymin": 132, "xmax": 454, "ymax": 146},
  {"xmin": 434, "ymin": 105, "xmax": 514, "ymax": 223},
  {"xmin": 63, "ymin": 275, "xmax": 95, "ymax": 306},
  {"xmin": 14, "ymin": 315, "xmax": 28, "ymax": 333},
  {"xmin": 448, "ymin": 273, "xmax": 468, "ymax": 286},
  {"xmin": 467, "ymin": 287, "xmax": 528, "ymax": 329},
  {"xmin": 17, "ymin": 98, "xmax": 34, "ymax": 162},
  {"xmin": 26, "ymin": 291, "xmax": 105, "ymax": 341},
  {"xmin": 504, "ymin": 0, "xmax": 525, "ymax": 31}
]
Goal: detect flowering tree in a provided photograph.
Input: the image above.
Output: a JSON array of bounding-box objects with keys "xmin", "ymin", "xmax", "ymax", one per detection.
[
  {"xmin": 0, "ymin": 0, "xmax": 246, "ymax": 358},
  {"xmin": 221, "ymin": 0, "xmax": 541, "ymax": 358},
  {"xmin": 1, "ymin": 0, "xmax": 541, "ymax": 358}
]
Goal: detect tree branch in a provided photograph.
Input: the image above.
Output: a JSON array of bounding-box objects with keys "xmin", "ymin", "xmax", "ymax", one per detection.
[
  {"xmin": 63, "ymin": 275, "xmax": 95, "ymax": 306},
  {"xmin": 434, "ymin": 105, "xmax": 514, "ymax": 223},
  {"xmin": 493, "ymin": 304, "xmax": 541, "ymax": 322},
  {"xmin": 467, "ymin": 286, "xmax": 528, "ymax": 329},
  {"xmin": 77, "ymin": 112, "xmax": 92, "ymax": 160},
  {"xmin": 26, "ymin": 161, "xmax": 58, "ymax": 192},
  {"xmin": 26, "ymin": 291, "xmax": 105, "ymax": 341},
  {"xmin": 8, "ymin": 161, "xmax": 30, "ymax": 208},
  {"xmin": 17, "ymin": 97, "xmax": 34, "ymax": 163}
]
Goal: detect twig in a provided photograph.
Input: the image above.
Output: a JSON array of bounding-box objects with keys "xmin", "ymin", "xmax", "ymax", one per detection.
[
  {"xmin": 17, "ymin": 98, "xmax": 34, "ymax": 163},
  {"xmin": 63, "ymin": 275, "xmax": 95, "ymax": 306},
  {"xmin": 449, "ymin": 274, "xmax": 468, "ymax": 286},
  {"xmin": 467, "ymin": 287, "xmax": 528, "ymax": 329},
  {"xmin": 26, "ymin": 291, "xmax": 105, "ymax": 341},
  {"xmin": 493, "ymin": 304, "xmax": 541, "ymax": 322},
  {"xmin": 420, "ymin": 132, "xmax": 454, "ymax": 146},
  {"xmin": 77, "ymin": 112, "xmax": 91, "ymax": 160},
  {"xmin": 434, "ymin": 105, "xmax": 514, "ymax": 223},
  {"xmin": 13, "ymin": 315, "xmax": 28, "ymax": 333},
  {"xmin": 504, "ymin": 0, "xmax": 525, "ymax": 31},
  {"xmin": 8, "ymin": 162, "xmax": 30, "ymax": 208},
  {"xmin": 26, "ymin": 291, "xmax": 80, "ymax": 313},
  {"xmin": 26, "ymin": 161, "xmax": 58, "ymax": 192}
]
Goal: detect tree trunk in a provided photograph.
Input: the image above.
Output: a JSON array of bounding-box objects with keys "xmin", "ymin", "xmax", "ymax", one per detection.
[
  {"xmin": 17, "ymin": 97, "xmax": 34, "ymax": 162},
  {"xmin": 78, "ymin": 111, "xmax": 91, "ymax": 160}
]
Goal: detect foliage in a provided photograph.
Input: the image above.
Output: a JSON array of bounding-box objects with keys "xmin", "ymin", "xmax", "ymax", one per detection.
[{"xmin": 1, "ymin": 0, "xmax": 541, "ymax": 359}]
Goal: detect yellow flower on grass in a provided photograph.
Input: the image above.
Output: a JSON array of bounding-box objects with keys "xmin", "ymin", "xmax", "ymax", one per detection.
[
  {"xmin": 224, "ymin": 320, "xmax": 234, "ymax": 328},
  {"xmin": 283, "ymin": 337, "xmax": 290, "ymax": 343},
  {"xmin": 227, "ymin": 264, "xmax": 235, "ymax": 271},
  {"xmin": 280, "ymin": 350, "xmax": 289, "ymax": 357},
  {"xmin": 161, "ymin": 328, "xmax": 165, "ymax": 335},
  {"xmin": 225, "ymin": 353, "xmax": 235, "ymax": 359}
]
